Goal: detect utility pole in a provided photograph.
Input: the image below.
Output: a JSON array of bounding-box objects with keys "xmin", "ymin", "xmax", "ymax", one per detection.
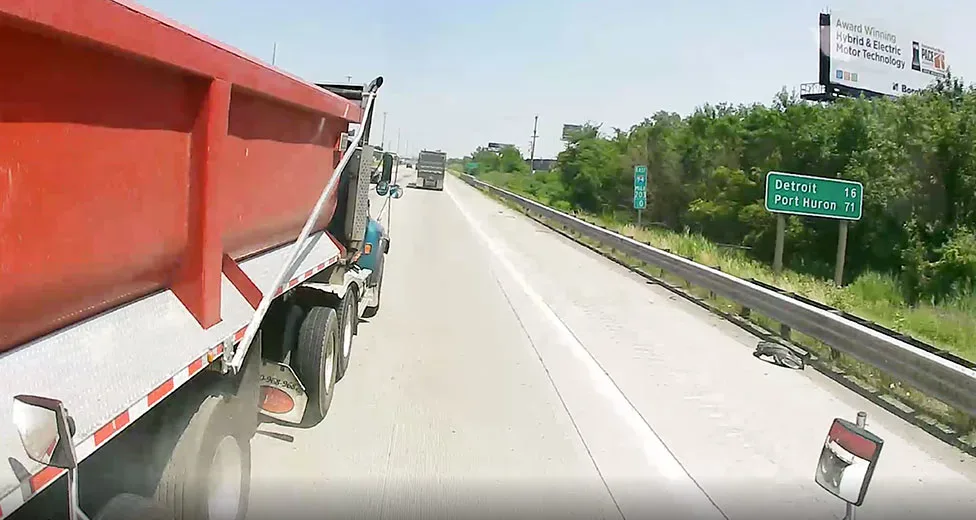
[
  {"xmin": 381, "ymin": 112, "xmax": 387, "ymax": 150},
  {"xmin": 396, "ymin": 128, "xmax": 401, "ymax": 155},
  {"xmin": 271, "ymin": 42, "xmax": 277, "ymax": 65},
  {"xmin": 345, "ymin": 75, "xmax": 352, "ymax": 83},
  {"xmin": 529, "ymin": 115, "xmax": 539, "ymax": 175}
]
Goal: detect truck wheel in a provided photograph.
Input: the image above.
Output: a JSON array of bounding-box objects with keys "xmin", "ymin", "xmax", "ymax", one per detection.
[
  {"xmin": 362, "ymin": 259, "xmax": 384, "ymax": 319},
  {"xmin": 96, "ymin": 493, "xmax": 172, "ymax": 520},
  {"xmin": 154, "ymin": 395, "xmax": 251, "ymax": 520},
  {"xmin": 336, "ymin": 290, "xmax": 358, "ymax": 382},
  {"xmin": 294, "ymin": 306, "xmax": 339, "ymax": 427}
]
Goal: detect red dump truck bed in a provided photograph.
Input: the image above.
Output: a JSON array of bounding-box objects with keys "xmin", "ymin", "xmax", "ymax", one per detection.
[
  {"xmin": 0, "ymin": 2, "xmax": 383, "ymax": 518},
  {"xmin": 0, "ymin": 0, "xmax": 362, "ymax": 353}
]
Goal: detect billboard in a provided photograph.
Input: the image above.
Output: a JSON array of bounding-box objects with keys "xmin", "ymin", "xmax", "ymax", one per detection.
[
  {"xmin": 487, "ymin": 142, "xmax": 514, "ymax": 152},
  {"xmin": 819, "ymin": 10, "xmax": 947, "ymax": 97},
  {"xmin": 561, "ymin": 124, "xmax": 583, "ymax": 141}
]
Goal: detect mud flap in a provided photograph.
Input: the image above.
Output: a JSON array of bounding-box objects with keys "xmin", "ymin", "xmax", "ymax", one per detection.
[{"xmin": 258, "ymin": 360, "xmax": 309, "ymax": 425}]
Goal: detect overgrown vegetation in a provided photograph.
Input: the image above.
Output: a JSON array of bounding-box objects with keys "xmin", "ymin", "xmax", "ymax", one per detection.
[{"xmin": 462, "ymin": 78, "xmax": 976, "ymax": 365}]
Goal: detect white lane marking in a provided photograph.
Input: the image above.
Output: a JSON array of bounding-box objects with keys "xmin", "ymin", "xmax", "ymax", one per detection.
[{"xmin": 445, "ymin": 182, "xmax": 710, "ymax": 487}]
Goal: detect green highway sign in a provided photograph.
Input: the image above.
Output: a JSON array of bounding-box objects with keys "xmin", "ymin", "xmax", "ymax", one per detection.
[
  {"xmin": 764, "ymin": 171, "xmax": 863, "ymax": 221},
  {"xmin": 634, "ymin": 165, "xmax": 647, "ymax": 210},
  {"xmin": 634, "ymin": 193, "xmax": 646, "ymax": 210},
  {"xmin": 634, "ymin": 165, "xmax": 647, "ymax": 188}
]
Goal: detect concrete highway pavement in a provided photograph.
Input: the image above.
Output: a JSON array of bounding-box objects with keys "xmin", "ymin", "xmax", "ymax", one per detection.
[{"xmin": 246, "ymin": 171, "xmax": 976, "ymax": 519}]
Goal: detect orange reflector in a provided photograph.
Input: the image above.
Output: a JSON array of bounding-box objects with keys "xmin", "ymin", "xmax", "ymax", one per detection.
[
  {"xmin": 364, "ymin": 243, "xmax": 372, "ymax": 255},
  {"xmin": 260, "ymin": 386, "xmax": 294, "ymax": 414}
]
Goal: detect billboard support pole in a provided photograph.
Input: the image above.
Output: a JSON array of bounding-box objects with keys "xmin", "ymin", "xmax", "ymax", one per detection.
[
  {"xmin": 773, "ymin": 214, "xmax": 785, "ymax": 274},
  {"xmin": 834, "ymin": 220, "xmax": 849, "ymax": 286}
]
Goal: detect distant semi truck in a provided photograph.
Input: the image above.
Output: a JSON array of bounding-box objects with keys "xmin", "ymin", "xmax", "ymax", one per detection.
[{"xmin": 415, "ymin": 150, "xmax": 447, "ymax": 191}]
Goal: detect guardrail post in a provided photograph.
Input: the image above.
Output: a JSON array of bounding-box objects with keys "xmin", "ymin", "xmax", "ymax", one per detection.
[
  {"xmin": 780, "ymin": 323, "xmax": 792, "ymax": 341},
  {"xmin": 709, "ymin": 267, "xmax": 720, "ymax": 299}
]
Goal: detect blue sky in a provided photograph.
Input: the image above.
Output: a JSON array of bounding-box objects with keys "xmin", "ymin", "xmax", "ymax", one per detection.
[{"xmin": 137, "ymin": 0, "xmax": 972, "ymax": 159}]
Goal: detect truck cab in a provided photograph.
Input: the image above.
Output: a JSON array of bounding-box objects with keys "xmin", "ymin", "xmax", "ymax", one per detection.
[{"xmin": 354, "ymin": 151, "xmax": 400, "ymax": 318}]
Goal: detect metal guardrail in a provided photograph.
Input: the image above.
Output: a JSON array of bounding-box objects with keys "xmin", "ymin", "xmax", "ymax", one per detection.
[{"xmin": 459, "ymin": 173, "xmax": 976, "ymax": 418}]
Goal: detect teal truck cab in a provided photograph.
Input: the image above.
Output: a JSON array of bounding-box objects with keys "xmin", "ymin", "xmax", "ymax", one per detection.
[
  {"xmin": 355, "ymin": 151, "xmax": 401, "ymax": 318},
  {"xmin": 320, "ymin": 91, "xmax": 402, "ymax": 322}
]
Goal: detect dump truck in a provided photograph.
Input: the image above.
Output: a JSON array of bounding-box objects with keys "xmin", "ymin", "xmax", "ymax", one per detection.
[
  {"xmin": 415, "ymin": 150, "xmax": 448, "ymax": 191},
  {"xmin": 0, "ymin": 2, "xmax": 402, "ymax": 519}
]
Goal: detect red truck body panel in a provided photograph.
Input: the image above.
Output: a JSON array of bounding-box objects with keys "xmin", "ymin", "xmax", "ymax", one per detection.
[{"xmin": 0, "ymin": 0, "xmax": 362, "ymax": 353}]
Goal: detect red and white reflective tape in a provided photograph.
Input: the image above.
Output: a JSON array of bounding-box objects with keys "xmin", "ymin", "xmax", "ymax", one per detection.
[
  {"xmin": 0, "ymin": 253, "xmax": 339, "ymax": 519},
  {"xmin": 272, "ymin": 256, "xmax": 338, "ymax": 297},
  {"xmin": 0, "ymin": 337, "xmax": 231, "ymax": 519}
]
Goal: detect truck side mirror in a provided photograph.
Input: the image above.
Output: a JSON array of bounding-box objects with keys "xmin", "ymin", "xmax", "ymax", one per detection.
[
  {"xmin": 380, "ymin": 153, "xmax": 394, "ymax": 184},
  {"xmin": 13, "ymin": 395, "xmax": 78, "ymax": 470}
]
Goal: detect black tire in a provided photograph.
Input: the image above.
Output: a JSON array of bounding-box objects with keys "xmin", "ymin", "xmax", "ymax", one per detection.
[
  {"xmin": 154, "ymin": 396, "xmax": 251, "ymax": 520},
  {"xmin": 293, "ymin": 306, "xmax": 339, "ymax": 427},
  {"xmin": 260, "ymin": 303, "xmax": 303, "ymax": 363},
  {"xmin": 362, "ymin": 259, "xmax": 384, "ymax": 319},
  {"xmin": 336, "ymin": 290, "xmax": 358, "ymax": 382},
  {"xmin": 96, "ymin": 493, "xmax": 172, "ymax": 520}
]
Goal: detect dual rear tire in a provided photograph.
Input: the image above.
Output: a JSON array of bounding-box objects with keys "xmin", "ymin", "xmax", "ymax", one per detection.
[
  {"xmin": 293, "ymin": 306, "xmax": 339, "ymax": 427},
  {"xmin": 293, "ymin": 288, "xmax": 359, "ymax": 427}
]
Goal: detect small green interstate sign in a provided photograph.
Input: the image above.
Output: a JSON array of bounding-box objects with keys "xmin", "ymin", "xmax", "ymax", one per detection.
[
  {"xmin": 764, "ymin": 171, "xmax": 863, "ymax": 221},
  {"xmin": 633, "ymin": 165, "xmax": 647, "ymax": 210}
]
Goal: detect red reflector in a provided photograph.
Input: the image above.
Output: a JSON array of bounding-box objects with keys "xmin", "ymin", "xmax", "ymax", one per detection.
[
  {"xmin": 260, "ymin": 386, "xmax": 294, "ymax": 414},
  {"xmin": 828, "ymin": 421, "xmax": 878, "ymax": 460},
  {"xmin": 364, "ymin": 243, "xmax": 372, "ymax": 255}
]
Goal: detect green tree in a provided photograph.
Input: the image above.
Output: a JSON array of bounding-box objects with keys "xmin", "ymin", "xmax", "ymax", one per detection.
[{"xmin": 464, "ymin": 77, "xmax": 976, "ymax": 303}]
